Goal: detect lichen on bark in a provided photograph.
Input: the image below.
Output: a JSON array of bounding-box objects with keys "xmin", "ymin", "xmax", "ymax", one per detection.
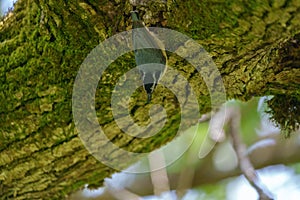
[{"xmin": 0, "ymin": 0, "xmax": 299, "ymax": 199}]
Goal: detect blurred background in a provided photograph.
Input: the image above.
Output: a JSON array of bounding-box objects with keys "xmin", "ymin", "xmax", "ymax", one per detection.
[
  {"xmin": 0, "ymin": 0, "xmax": 16, "ymax": 16},
  {"xmin": 69, "ymin": 97, "xmax": 300, "ymax": 200}
]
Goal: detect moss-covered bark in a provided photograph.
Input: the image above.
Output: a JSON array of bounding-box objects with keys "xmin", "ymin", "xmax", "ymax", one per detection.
[{"xmin": 0, "ymin": 0, "xmax": 299, "ymax": 199}]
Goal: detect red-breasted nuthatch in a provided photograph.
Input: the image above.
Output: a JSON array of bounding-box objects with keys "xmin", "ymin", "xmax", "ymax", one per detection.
[{"xmin": 131, "ymin": 10, "xmax": 167, "ymax": 103}]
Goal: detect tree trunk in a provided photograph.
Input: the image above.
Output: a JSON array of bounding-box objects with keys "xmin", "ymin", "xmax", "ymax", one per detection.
[{"xmin": 0, "ymin": 0, "xmax": 299, "ymax": 199}]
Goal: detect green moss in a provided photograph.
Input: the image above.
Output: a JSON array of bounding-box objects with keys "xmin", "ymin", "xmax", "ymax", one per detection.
[
  {"xmin": 1, "ymin": 0, "xmax": 300, "ymax": 198},
  {"xmin": 167, "ymin": 0, "xmax": 240, "ymax": 40},
  {"xmin": 267, "ymin": 95, "xmax": 300, "ymax": 137}
]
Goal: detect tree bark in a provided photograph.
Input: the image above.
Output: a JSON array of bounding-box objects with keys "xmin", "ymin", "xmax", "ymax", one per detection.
[{"xmin": 0, "ymin": 0, "xmax": 299, "ymax": 199}]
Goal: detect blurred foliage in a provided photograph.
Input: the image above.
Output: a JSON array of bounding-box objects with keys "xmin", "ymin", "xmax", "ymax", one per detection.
[
  {"xmin": 196, "ymin": 181, "xmax": 227, "ymax": 200},
  {"xmin": 131, "ymin": 96, "xmax": 291, "ymax": 174},
  {"xmin": 73, "ymin": 97, "xmax": 300, "ymax": 199},
  {"xmin": 228, "ymin": 98, "xmax": 262, "ymax": 144},
  {"xmin": 290, "ymin": 162, "xmax": 300, "ymax": 174}
]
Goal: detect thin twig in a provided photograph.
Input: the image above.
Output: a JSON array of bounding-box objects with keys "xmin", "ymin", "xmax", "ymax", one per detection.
[
  {"xmin": 148, "ymin": 150, "xmax": 171, "ymax": 196},
  {"xmin": 229, "ymin": 108, "xmax": 274, "ymax": 200}
]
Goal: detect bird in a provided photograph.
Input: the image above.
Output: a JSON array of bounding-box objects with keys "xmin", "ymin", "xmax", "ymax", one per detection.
[{"xmin": 131, "ymin": 10, "xmax": 167, "ymax": 103}]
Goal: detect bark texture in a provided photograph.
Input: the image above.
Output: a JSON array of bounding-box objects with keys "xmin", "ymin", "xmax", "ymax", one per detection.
[{"xmin": 0, "ymin": 0, "xmax": 299, "ymax": 199}]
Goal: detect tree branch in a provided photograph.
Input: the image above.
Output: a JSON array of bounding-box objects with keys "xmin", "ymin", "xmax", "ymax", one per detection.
[
  {"xmin": 228, "ymin": 108, "xmax": 274, "ymax": 200},
  {"xmin": 0, "ymin": 0, "xmax": 299, "ymax": 199}
]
